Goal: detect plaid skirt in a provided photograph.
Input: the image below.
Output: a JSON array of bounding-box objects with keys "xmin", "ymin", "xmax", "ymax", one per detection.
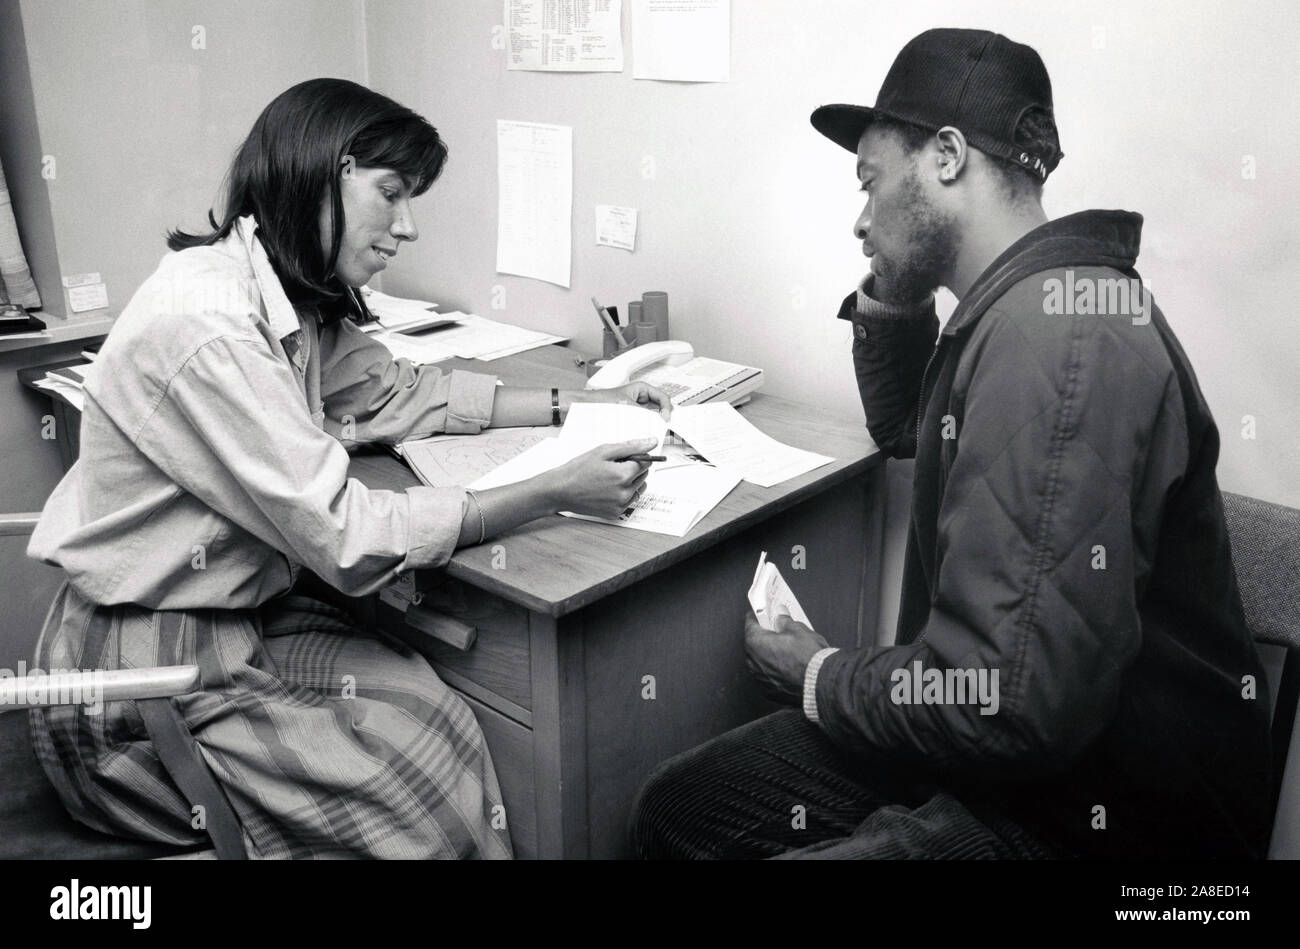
[{"xmin": 28, "ymin": 582, "xmax": 512, "ymax": 859}]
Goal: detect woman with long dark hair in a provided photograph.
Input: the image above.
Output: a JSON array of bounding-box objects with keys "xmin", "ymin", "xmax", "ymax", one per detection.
[{"xmin": 26, "ymin": 78, "xmax": 666, "ymax": 858}]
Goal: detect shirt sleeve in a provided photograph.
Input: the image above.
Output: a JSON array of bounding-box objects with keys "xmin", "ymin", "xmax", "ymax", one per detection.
[
  {"xmin": 318, "ymin": 317, "xmax": 499, "ymax": 447},
  {"xmin": 132, "ymin": 333, "xmax": 469, "ymax": 596}
]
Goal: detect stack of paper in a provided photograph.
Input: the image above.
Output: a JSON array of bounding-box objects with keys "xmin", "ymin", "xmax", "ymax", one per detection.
[
  {"xmin": 431, "ymin": 313, "xmax": 567, "ymax": 361},
  {"xmin": 469, "ymin": 404, "xmax": 667, "ymax": 490},
  {"xmin": 399, "ymin": 426, "xmax": 557, "ymax": 488},
  {"xmin": 568, "ymin": 461, "xmax": 740, "ymax": 536},
  {"xmin": 358, "ymin": 287, "xmax": 454, "ymax": 334},
  {"xmin": 465, "ymin": 404, "xmax": 740, "ymax": 537},
  {"xmin": 30, "ymin": 362, "xmax": 96, "ymax": 413},
  {"xmin": 668, "ymin": 403, "xmax": 833, "ymax": 488},
  {"xmin": 373, "ymin": 313, "xmax": 566, "ymax": 364},
  {"xmin": 373, "ymin": 329, "xmax": 459, "ymax": 364}
]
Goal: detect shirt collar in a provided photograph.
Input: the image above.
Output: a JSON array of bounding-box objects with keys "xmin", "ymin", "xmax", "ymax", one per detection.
[{"xmin": 234, "ymin": 214, "xmax": 303, "ymax": 341}]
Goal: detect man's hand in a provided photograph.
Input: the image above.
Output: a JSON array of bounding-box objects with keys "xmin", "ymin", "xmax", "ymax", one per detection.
[{"xmin": 744, "ymin": 610, "xmax": 830, "ymax": 705}]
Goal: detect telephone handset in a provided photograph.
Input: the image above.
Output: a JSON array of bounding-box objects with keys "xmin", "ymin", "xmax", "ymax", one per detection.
[
  {"xmin": 585, "ymin": 340, "xmax": 695, "ymax": 389},
  {"xmin": 586, "ymin": 340, "xmax": 764, "ymax": 407}
]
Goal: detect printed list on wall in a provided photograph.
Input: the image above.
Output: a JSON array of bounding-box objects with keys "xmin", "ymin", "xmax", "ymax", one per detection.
[
  {"xmin": 505, "ymin": 0, "xmax": 625, "ymax": 72},
  {"xmin": 496, "ymin": 120, "xmax": 574, "ymax": 289}
]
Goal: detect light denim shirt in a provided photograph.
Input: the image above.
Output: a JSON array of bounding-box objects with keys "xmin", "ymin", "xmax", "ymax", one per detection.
[{"xmin": 29, "ymin": 215, "xmax": 498, "ymax": 609}]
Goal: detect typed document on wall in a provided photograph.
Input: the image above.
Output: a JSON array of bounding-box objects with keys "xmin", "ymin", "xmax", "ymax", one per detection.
[
  {"xmin": 496, "ymin": 120, "xmax": 573, "ymax": 288},
  {"xmin": 632, "ymin": 0, "xmax": 730, "ymax": 82},
  {"xmin": 506, "ymin": 0, "xmax": 624, "ymax": 72}
]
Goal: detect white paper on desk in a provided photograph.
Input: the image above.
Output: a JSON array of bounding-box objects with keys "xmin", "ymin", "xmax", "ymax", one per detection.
[
  {"xmin": 469, "ymin": 438, "xmax": 574, "ymax": 490},
  {"xmin": 506, "ymin": 0, "xmax": 624, "ymax": 72},
  {"xmin": 557, "ymin": 402, "xmax": 668, "ymax": 454},
  {"xmin": 631, "ymin": 0, "xmax": 729, "ymax": 82},
  {"xmin": 401, "ymin": 427, "xmax": 557, "ymax": 488},
  {"xmin": 31, "ymin": 376, "xmax": 86, "ymax": 412},
  {"xmin": 431, "ymin": 313, "xmax": 567, "ymax": 361},
  {"xmin": 497, "ymin": 120, "xmax": 572, "ymax": 288},
  {"xmin": 373, "ymin": 329, "xmax": 458, "ymax": 365},
  {"xmin": 595, "ymin": 205, "xmax": 638, "ymax": 251},
  {"xmin": 470, "ymin": 403, "xmax": 668, "ymax": 489},
  {"xmin": 669, "ymin": 403, "xmax": 833, "ymax": 488},
  {"xmin": 568, "ymin": 461, "xmax": 740, "ymax": 535},
  {"xmin": 358, "ymin": 286, "xmax": 454, "ymax": 334}
]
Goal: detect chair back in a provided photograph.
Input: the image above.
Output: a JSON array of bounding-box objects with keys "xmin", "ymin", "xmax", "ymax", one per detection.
[{"xmin": 1222, "ymin": 490, "xmax": 1300, "ymax": 858}]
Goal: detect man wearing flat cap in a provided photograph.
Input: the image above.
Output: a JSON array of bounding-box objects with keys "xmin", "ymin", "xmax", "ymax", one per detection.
[{"xmin": 633, "ymin": 28, "xmax": 1271, "ymax": 859}]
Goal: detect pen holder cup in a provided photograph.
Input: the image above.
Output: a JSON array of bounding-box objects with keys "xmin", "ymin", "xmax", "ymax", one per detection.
[{"xmin": 602, "ymin": 327, "xmax": 634, "ymax": 359}]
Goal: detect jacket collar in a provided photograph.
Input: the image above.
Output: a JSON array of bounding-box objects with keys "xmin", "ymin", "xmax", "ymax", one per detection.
[
  {"xmin": 945, "ymin": 209, "xmax": 1144, "ymax": 335},
  {"xmin": 233, "ymin": 214, "xmax": 302, "ymax": 341}
]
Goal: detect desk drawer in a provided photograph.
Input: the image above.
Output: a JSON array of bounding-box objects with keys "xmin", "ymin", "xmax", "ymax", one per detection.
[
  {"xmin": 457, "ymin": 689, "xmax": 536, "ymax": 860},
  {"xmin": 376, "ymin": 575, "xmax": 532, "ymax": 714}
]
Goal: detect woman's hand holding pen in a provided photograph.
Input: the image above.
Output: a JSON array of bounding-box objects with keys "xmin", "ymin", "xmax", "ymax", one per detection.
[{"xmin": 542, "ymin": 438, "xmax": 657, "ymax": 519}]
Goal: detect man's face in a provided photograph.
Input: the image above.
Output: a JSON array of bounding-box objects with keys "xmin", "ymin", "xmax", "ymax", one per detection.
[
  {"xmin": 319, "ymin": 164, "xmax": 419, "ymax": 287},
  {"xmin": 854, "ymin": 124, "xmax": 957, "ymax": 299}
]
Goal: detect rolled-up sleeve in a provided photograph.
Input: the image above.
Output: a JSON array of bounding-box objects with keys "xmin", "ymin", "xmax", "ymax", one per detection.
[
  {"xmin": 134, "ymin": 333, "xmax": 467, "ymax": 595},
  {"xmin": 319, "ymin": 318, "xmax": 498, "ymax": 446}
]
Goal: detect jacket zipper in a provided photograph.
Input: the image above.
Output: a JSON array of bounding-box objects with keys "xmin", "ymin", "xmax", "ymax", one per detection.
[{"xmin": 915, "ymin": 341, "xmax": 941, "ymax": 444}]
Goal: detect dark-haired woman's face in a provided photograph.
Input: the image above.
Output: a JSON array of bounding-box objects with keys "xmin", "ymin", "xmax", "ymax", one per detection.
[{"xmin": 320, "ymin": 164, "xmax": 419, "ymax": 286}]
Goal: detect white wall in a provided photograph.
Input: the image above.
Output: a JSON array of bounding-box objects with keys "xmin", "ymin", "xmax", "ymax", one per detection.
[
  {"xmin": 365, "ymin": 0, "xmax": 1299, "ymax": 638},
  {"xmin": 14, "ymin": 0, "xmax": 367, "ymax": 317}
]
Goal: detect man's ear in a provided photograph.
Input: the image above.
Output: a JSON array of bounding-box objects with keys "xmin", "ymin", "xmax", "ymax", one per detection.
[{"xmin": 933, "ymin": 126, "xmax": 968, "ymax": 184}]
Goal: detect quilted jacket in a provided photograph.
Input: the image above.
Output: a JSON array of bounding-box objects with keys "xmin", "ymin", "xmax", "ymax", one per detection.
[{"xmin": 817, "ymin": 210, "xmax": 1272, "ymax": 857}]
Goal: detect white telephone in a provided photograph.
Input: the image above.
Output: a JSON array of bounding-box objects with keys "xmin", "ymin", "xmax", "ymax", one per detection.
[
  {"xmin": 586, "ymin": 340, "xmax": 764, "ymax": 407},
  {"xmin": 586, "ymin": 340, "xmax": 695, "ymax": 389}
]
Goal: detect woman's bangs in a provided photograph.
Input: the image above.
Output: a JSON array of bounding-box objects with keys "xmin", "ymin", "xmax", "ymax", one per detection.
[{"xmin": 352, "ymin": 120, "xmax": 446, "ymax": 196}]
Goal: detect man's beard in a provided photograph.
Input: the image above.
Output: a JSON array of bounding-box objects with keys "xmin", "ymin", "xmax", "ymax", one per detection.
[{"xmin": 876, "ymin": 172, "xmax": 958, "ymax": 300}]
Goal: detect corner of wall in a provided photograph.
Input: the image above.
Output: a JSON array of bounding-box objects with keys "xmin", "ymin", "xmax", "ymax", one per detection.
[{"xmin": 0, "ymin": 0, "xmax": 64, "ymax": 318}]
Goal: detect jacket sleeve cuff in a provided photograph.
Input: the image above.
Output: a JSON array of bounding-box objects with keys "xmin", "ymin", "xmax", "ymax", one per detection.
[
  {"xmin": 854, "ymin": 274, "xmax": 936, "ymax": 321},
  {"xmin": 803, "ymin": 647, "xmax": 841, "ymax": 724},
  {"xmin": 398, "ymin": 486, "xmax": 466, "ymax": 571},
  {"xmin": 444, "ymin": 370, "xmax": 498, "ymax": 434}
]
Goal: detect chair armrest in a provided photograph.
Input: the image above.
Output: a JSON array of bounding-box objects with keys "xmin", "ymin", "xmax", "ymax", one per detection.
[{"xmin": 0, "ymin": 665, "xmax": 201, "ymax": 710}]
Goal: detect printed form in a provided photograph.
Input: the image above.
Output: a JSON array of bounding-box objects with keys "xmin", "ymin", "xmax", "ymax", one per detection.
[
  {"xmin": 468, "ymin": 404, "xmax": 741, "ymax": 536},
  {"xmin": 632, "ymin": 0, "xmax": 730, "ymax": 82},
  {"xmin": 506, "ymin": 0, "xmax": 624, "ymax": 72},
  {"xmin": 668, "ymin": 403, "xmax": 833, "ymax": 487},
  {"xmin": 497, "ymin": 120, "xmax": 573, "ymax": 288}
]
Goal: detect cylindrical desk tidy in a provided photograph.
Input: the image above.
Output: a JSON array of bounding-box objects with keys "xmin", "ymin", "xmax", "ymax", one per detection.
[
  {"xmin": 641, "ymin": 291, "xmax": 669, "ymax": 342},
  {"xmin": 627, "ymin": 300, "xmax": 643, "ymax": 328},
  {"xmin": 633, "ymin": 321, "xmax": 659, "ymax": 346},
  {"xmin": 602, "ymin": 327, "xmax": 632, "ymax": 359}
]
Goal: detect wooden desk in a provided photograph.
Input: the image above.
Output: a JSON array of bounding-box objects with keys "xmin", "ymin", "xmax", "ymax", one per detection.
[{"xmin": 349, "ymin": 345, "xmax": 885, "ymax": 858}]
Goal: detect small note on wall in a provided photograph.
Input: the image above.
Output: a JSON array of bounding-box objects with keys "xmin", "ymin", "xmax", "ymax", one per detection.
[
  {"xmin": 596, "ymin": 205, "xmax": 638, "ymax": 251},
  {"xmin": 67, "ymin": 282, "xmax": 109, "ymax": 313}
]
